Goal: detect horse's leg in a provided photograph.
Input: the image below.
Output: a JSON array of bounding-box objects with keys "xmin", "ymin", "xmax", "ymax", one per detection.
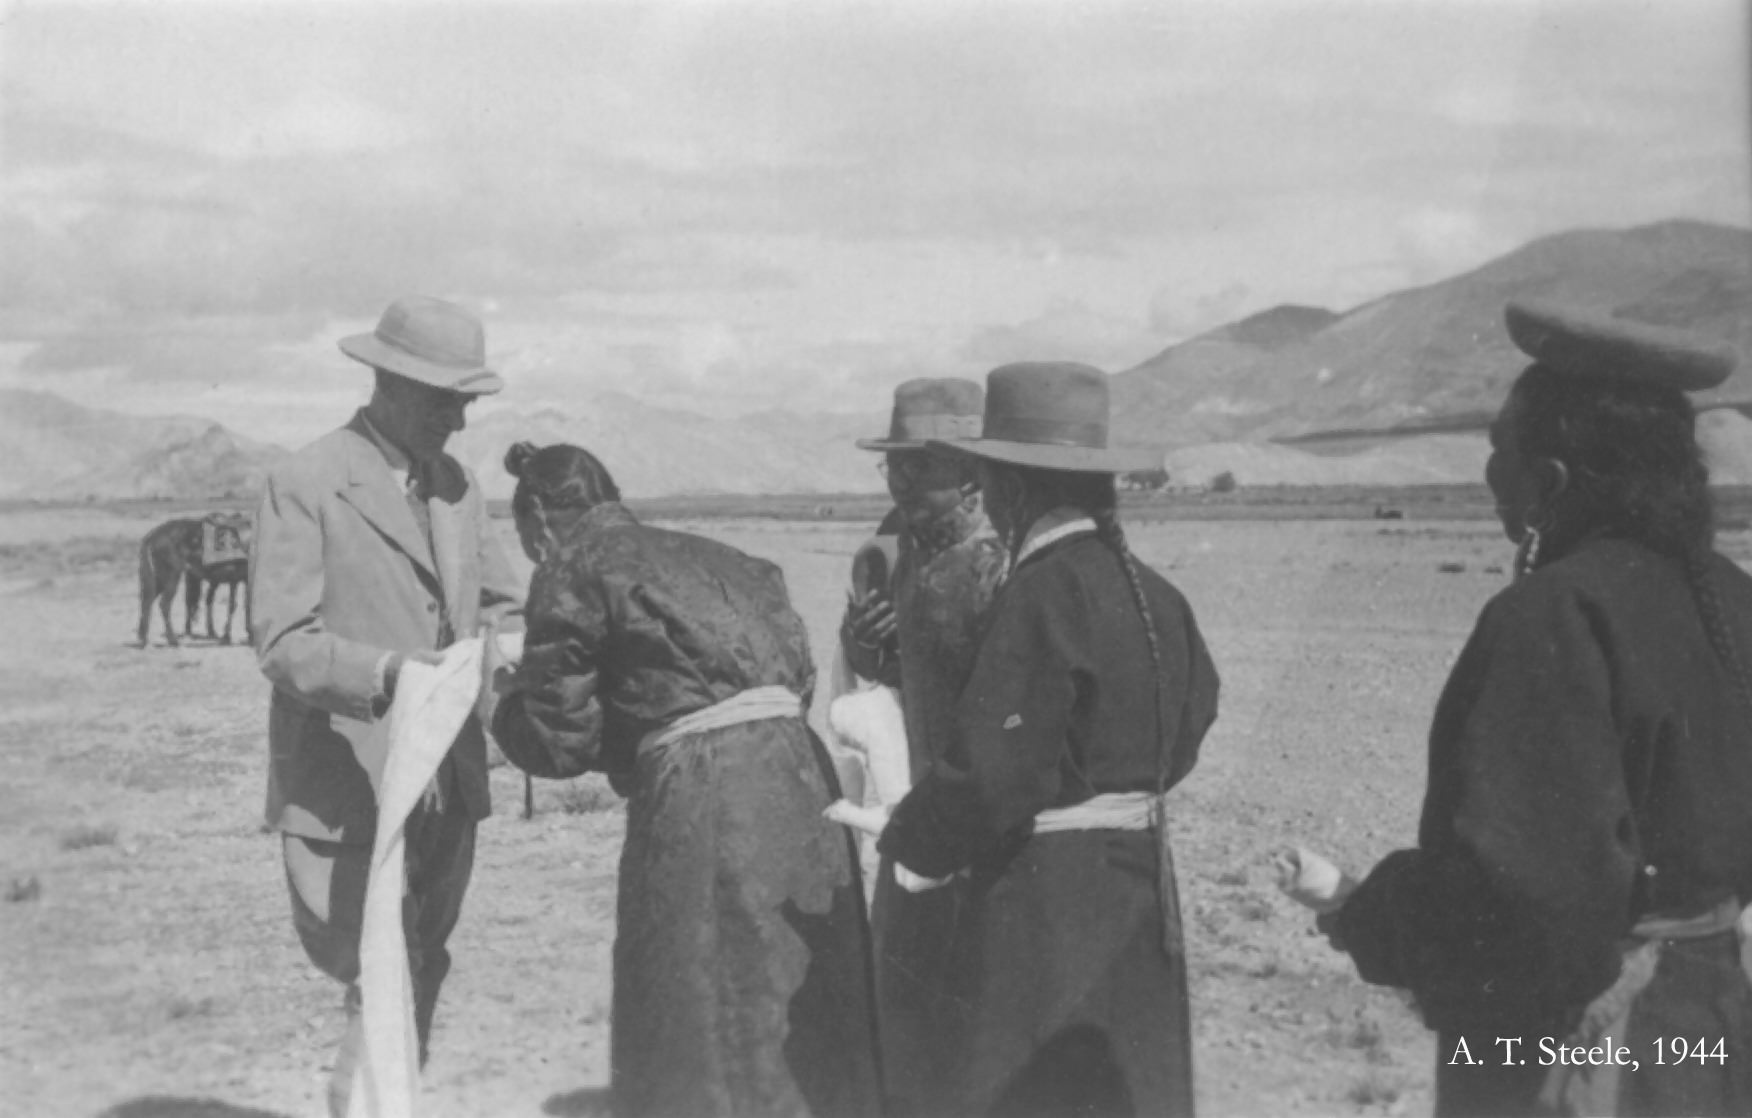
[
  {"xmin": 137, "ymin": 551, "xmax": 156, "ymax": 649},
  {"xmin": 184, "ymin": 569, "xmax": 201, "ymax": 637},
  {"xmin": 159, "ymin": 581, "xmax": 179, "ymax": 648},
  {"xmin": 207, "ymin": 580, "xmax": 221, "ymax": 640},
  {"xmin": 220, "ymin": 581, "xmax": 237, "ymax": 644}
]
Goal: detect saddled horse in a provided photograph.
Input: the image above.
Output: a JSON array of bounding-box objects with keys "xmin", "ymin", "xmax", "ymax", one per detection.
[
  {"xmin": 136, "ymin": 514, "xmax": 251, "ymax": 647},
  {"xmin": 184, "ymin": 550, "xmax": 250, "ymax": 644}
]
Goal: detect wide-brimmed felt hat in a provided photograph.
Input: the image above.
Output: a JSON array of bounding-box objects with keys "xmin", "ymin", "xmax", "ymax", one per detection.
[
  {"xmin": 926, "ymin": 362, "xmax": 1161, "ymax": 474},
  {"xmin": 1505, "ymin": 298, "xmax": 1738, "ymax": 393},
  {"xmin": 857, "ymin": 378, "xmax": 985, "ymax": 451},
  {"xmin": 339, "ymin": 295, "xmax": 504, "ymax": 395}
]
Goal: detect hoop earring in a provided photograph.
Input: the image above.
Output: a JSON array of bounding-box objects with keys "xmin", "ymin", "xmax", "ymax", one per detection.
[{"xmin": 1514, "ymin": 525, "xmax": 1542, "ymax": 581}]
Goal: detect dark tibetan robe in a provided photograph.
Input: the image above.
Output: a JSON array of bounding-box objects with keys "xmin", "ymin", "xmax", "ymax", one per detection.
[
  {"xmin": 492, "ymin": 503, "xmax": 881, "ymax": 1118},
  {"xmin": 880, "ymin": 528, "xmax": 1220, "ymax": 1118},
  {"xmin": 1335, "ymin": 538, "xmax": 1752, "ymax": 1118},
  {"xmin": 845, "ymin": 507, "xmax": 1008, "ymax": 1114}
]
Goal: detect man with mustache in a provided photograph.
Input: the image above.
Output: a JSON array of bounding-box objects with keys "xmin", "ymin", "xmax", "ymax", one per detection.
[{"xmin": 839, "ymin": 378, "xmax": 1009, "ymax": 1115}]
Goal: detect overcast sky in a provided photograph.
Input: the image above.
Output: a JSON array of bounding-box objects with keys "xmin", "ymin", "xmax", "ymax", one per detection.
[{"xmin": 2, "ymin": 0, "xmax": 1747, "ymax": 447}]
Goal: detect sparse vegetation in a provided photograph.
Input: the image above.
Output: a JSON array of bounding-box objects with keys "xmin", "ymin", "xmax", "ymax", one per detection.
[
  {"xmin": 0, "ymin": 536, "xmax": 136, "ymax": 577},
  {"xmin": 555, "ymin": 777, "xmax": 622, "ymax": 815},
  {"xmin": 1236, "ymin": 897, "xmax": 1275, "ymax": 922},
  {"xmin": 1210, "ymin": 471, "xmax": 1238, "ymax": 494},
  {"xmin": 164, "ymin": 995, "xmax": 216, "ymax": 1021},
  {"xmin": 1346, "ymin": 1071, "xmax": 1402, "ymax": 1109},
  {"xmin": 60, "ymin": 822, "xmax": 119, "ymax": 851}
]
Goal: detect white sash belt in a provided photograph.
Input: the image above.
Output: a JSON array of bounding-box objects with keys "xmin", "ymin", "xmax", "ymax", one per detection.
[
  {"xmin": 1033, "ymin": 790, "xmax": 1164, "ymax": 834},
  {"xmin": 648, "ymin": 685, "xmax": 802, "ymax": 748}
]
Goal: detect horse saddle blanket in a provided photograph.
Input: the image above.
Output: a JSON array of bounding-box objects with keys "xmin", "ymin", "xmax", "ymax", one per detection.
[{"xmin": 200, "ymin": 519, "xmax": 247, "ymax": 566}]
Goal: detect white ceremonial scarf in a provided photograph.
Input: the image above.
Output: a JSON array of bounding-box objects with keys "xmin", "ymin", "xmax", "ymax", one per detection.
[
  {"xmin": 347, "ymin": 639, "xmax": 481, "ymax": 1118},
  {"xmin": 347, "ymin": 631, "xmax": 520, "ymax": 1118}
]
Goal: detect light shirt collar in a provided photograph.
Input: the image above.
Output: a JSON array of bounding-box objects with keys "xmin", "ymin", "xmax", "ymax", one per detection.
[{"xmin": 1015, "ymin": 510, "xmax": 1097, "ymax": 567}]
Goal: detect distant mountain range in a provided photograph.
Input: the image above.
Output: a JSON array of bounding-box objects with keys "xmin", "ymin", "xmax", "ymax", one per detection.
[
  {"xmin": 453, "ymin": 394, "xmax": 886, "ymax": 500},
  {"xmin": 0, "ymin": 389, "xmax": 286, "ymax": 501},
  {"xmin": 1112, "ymin": 219, "xmax": 1752, "ymax": 447},
  {"xmin": 5, "ymin": 219, "xmax": 1747, "ymax": 499}
]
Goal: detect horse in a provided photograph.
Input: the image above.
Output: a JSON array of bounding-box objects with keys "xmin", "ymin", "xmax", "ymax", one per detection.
[
  {"xmin": 136, "ymin": 514, "xmax": 250, "ymax": 648},
  {"xmin": 184, "ymin": 554, "xmax": 250, "ymax": 645}
]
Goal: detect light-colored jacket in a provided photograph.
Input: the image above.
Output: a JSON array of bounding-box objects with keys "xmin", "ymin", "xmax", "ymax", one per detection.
[{"xmin": 250, "ymin": 411, "xmax": 524, "ymax": 843}]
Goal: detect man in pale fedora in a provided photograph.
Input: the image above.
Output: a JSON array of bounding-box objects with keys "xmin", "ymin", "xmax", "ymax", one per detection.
[
  {"xmin": 837, "ymin": 377, "xmax": 1008, "ymax": 1116},
  {"xmin": 249, "ymin": 294, "xmax": 523, "ymax": 1116}
]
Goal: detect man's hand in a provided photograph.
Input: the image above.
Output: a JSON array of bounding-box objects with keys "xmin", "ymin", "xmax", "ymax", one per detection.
[
  {"xmin": 418, "ymin": 773, "xmax": 447, "ymax": 815},
  {"xmin": 844, "ymin": 589, "xmax": 897, "ymax": 649},
  {"xmin": 383, "ymin": 649, "xmax": 445, "ymax": 703}
]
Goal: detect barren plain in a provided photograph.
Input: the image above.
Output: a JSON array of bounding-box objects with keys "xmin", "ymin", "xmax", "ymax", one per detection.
[{"xmin": 9, "ymin": 502, "xmax": 1748, "ymax": 1118}]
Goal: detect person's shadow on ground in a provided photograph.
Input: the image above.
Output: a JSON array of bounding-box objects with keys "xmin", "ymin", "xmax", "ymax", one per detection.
[
  {"xmin": 543, "ymin": 1085, "xmax": 613, "ymax": 1116},
  {"xmin": 96, "ymin": 1098, "xmax": 293, "ymax": 1118}
]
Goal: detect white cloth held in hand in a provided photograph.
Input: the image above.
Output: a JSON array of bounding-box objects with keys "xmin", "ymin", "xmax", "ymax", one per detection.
[
  {"xmin": 822, "ymin": 687, "xmax": 954, "ymax": 893},
  {"xmin": 1274, "ymin": 846, "xmax": 1358, "ymax": 914},
  {"xmin": 348, "ymin": 637, "xmax": 493, "ymax": 1118},
  {"xmin": 828, "ymin": 684, "xmax": 911, "ymax": 807}
]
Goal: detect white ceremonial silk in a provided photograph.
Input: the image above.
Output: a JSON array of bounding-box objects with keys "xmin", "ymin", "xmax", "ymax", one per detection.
[
  {"xmin": 1273, "ymin": 846, "xmax": 1357, "ymax": 914},
  {"xmin": 827, "ymin": 684, "xmax": 911, "ymax": 807},
  {"xmin": 348, "ymin": 639, "xmax": 487, "ymax": 1118}
]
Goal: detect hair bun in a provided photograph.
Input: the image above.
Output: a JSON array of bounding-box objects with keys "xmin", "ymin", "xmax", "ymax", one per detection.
[{"xmin": 504, "ymin": 441, "xmax": 540, "ymax": 478}]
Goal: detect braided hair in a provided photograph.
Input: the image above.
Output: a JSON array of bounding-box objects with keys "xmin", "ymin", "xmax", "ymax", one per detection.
[
  {"xmin": 505, "ymin": 441, "xmax": 621, "ymax": 518},
  {"xmin": 1512, "ymin": 364, "xmax": 1752, "ymax": 711},
  {"xmin": 1002, "ymin": 463, "xmax": 1182, "ymax": 956}
]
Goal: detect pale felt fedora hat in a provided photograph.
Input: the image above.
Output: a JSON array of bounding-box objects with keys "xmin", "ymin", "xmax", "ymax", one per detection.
[
  {"xmin": 339, "ymin": 295, "xmax": 505, "ymax": 395},
  {"xmin": 927, "ymin": 362, "xmax": 1161, "ymax": 473},
  {"xmin": 856, "ymin": 378, "xmax": 985, "ymax": 451}
]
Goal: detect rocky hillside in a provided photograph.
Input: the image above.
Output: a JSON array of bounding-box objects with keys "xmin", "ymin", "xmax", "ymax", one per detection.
[
  {"xmin": 0, "ymin": 390, "xmax": 284, "ymax": 501},
  {"xmin": 1113, "ymin": 220, "xmax": 1752, "ymax": 447}
]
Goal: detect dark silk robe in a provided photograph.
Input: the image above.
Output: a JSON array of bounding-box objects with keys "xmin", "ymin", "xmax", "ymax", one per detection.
[
  {"xmin": 881, "ymin": 528, "xmax": 1220, "ymax": 1117},
  {"xmin": 493, "ymin": 503, "xmax": 881, "ymax": 1118},
  {"xmin": 1336, "ymin": 538, "xmax": 1752, "ymax": 1117}
]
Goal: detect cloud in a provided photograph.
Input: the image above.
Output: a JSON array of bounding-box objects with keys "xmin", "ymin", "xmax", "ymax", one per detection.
[
  {"xmin": 962, "ymin": 301, "xmax": 1161, "ymax": 370},
  {"xmin": 1149, "ymin": 284, "xmax": 1254, "ymax": 338},
  {"xmin": 16, "ymin": 312, "xmax": 329, "ymax": 383},
  {"xmin": 0, "ymin": 0, "xmax": 1744, "ymax": 448}
]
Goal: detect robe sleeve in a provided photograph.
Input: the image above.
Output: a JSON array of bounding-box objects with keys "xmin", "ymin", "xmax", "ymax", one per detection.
[
  {"xmin": 1335, "ymin": 579, "xmax": 1638, "ymax": 1030},
  {"xmin": 1168, "ymin": 597, "xmax": 1220, "ymax": 789},
  {"xmin": 880, "ymin": 567, "xmax": 1084, "ymax": 878},
  {"xmin": 490, "ymin": 555, "xmax": 612, "ymax": 781}
]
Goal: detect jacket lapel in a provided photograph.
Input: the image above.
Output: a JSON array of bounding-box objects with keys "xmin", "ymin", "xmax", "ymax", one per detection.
[
  {"xmin": 335, "ymin": 421, "xmax": 440, "ymax": 584},
  {"xmin": 429, "ymin": 487, "xmax": 467, "ymax": 617}
]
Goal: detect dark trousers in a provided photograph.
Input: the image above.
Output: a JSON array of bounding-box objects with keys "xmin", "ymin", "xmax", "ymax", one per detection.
[{"xmin": 283, "ymin": 801, "xmax": 476, "ymax": 1116}]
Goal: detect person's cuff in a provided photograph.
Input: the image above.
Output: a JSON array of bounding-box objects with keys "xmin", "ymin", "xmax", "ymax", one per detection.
[{"xmin": 370, "ymin": 652, "xmax": 397, "ymax": 719}]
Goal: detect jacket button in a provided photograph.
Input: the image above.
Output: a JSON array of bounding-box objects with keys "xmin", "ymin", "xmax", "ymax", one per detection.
[{"xmin": 427, "ymin": 602, "xmax": 438, "ymax": 614}]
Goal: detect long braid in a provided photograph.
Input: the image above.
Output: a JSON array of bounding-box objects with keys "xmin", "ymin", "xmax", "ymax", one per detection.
[
  {"xmin": 1089, "ymin": 480, "xmax": 1183, "ymax": 961},
  {"xmin": 1682, "ymin": 543, "xmax": 1752, "ymax": 714}
]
